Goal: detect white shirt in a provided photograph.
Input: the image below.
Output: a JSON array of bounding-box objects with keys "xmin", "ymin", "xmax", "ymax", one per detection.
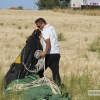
[{"xmin": 41, "ymin": 24, "xmax": 60, "ymax": 54}]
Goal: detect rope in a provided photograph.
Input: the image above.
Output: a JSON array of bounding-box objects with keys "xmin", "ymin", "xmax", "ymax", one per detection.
[
  {"xmin": 6, "ymin": 77, "xmax": 61, "ymax": 94},
  {"xmin": 44, "ymin": 57, "xmax": 45, "ymax": 77},
  {"xmin": 22, "ymin": 50, "xmax": 44, "ymax": 73},
  {"xmin": 34, "ymin": 50, "xmax": 42, "ymax": 59}
]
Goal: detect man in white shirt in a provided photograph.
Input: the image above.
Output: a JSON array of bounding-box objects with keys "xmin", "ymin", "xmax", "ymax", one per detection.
[{"xmin": 35, "ymin": 18, "xmax": 61, "ymax": 85}]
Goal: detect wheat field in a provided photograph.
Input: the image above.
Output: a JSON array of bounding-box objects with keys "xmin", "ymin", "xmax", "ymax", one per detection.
[
  {"xmin": 0, "ymin": 10, "xmax": 100, "ymax": 99},
  {"xmin": 0, "ymin": 9, "xmax": 100, "ymax": 78}
]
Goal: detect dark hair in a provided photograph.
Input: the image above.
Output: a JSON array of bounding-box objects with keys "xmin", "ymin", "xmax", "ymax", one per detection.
[{"xmin": 35, "ymin": 18, "xmax": 47, "ymax": 24}]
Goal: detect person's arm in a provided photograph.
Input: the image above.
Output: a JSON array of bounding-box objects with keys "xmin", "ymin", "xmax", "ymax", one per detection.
[
  {"xmin": 41, "ymin": 38, "xmax": 51, "ymax": 58},
  {"xmin": 45, "ymin": 38, "xmax": 51, "ymax": 53}
]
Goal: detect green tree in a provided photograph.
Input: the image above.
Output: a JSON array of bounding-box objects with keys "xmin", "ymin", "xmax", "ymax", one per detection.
[
  {"xmin": 17, "ymin": 6, "xmax": 23, "ymax": 10},
  {"xmin": 36, "ymin": 0, "xmax": 60, "ymax": 10},
  {"xmin": 60, "ymin": 0, "xmax": 70, "ymax": 9}
]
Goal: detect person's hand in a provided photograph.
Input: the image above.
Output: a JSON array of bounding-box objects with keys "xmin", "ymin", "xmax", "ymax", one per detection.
[{"xmin": 40, "ymin": 52, "xmax": 47, "ymax": 58}]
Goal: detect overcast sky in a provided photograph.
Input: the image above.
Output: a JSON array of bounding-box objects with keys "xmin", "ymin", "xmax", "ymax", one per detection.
[{"xmin": 0, "ymin": 0, "xmax": 38, "ymax": 10}]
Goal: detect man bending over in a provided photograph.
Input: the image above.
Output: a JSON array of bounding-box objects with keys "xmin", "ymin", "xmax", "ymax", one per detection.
[{"xmin": 35, "ymin": 18, "xmax": 61, "ymax": 85}]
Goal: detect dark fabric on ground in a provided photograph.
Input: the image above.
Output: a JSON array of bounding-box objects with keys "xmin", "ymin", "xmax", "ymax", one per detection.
[{"xmin": 4, "ymin": 30, "xmax": 43, "ymax": 86}]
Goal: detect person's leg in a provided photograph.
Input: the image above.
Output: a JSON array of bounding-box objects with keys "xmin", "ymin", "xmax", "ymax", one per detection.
[
  {"xmin": 37, "ymin": 69, "xmax": 44, "ymax": 78},
  {"xmin": 49, "ymin": 54, "xmax": 61, "ymax": 85}
]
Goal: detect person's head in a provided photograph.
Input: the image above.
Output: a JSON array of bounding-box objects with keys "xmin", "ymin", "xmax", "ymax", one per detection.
[{"xmin": 35, "ymin": 18, "xmax": 47, "ymax": 30}]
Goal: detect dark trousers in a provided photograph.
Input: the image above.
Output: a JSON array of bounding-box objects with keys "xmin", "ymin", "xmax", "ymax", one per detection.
[{"xmin": 38, "ymin": 54, "xmax": 61, "ymax": 85}]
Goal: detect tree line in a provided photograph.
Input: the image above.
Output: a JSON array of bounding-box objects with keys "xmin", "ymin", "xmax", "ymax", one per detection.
[{"xmin": 36, "ymin": 0, "xmax": 70, "ymax": 10}]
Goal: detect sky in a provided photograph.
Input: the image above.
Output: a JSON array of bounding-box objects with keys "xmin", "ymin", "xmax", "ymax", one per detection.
[{"xmin": 0, "ymin": 0, "xmax": 38, "ymax": 10}]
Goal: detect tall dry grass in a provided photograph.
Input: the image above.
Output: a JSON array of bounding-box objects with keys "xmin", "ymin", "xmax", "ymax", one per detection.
[
  {"xmin": 62, "ymin": 70, "xmax": 100, "ymax": 100},
  {"xmin": 53, "ymin": 8, "xmax": 100, "ymax": 16},
  {"xmin": 0, "ymin": 10, "xmax": 100, "ymax": 99},
  {"xmin": 0, "ymin": 66, "xmax": 19, "ymax": 100}
]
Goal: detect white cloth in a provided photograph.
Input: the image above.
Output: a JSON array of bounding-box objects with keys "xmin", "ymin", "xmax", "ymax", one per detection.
[{"xmin": 41, "ymin": 24, "xmax": 60, "ymax": 54}]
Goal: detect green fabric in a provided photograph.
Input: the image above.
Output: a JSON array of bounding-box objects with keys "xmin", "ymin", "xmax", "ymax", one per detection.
[
  {"xmin": 6, "ymin": 74, "xmax": 40, "ymax": 88},
  {"xmin": 5, "ymin": 74, "xmax": 71, "ymax": 100}
]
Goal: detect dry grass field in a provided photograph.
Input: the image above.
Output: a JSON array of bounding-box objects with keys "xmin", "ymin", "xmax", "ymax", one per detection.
[
  {"xmin": 0, "ymin": 10, "xmax": 100, "ymax": 99},
  {"xmin": 53, "ymin": 8, "xmax": 100, "ymax": 16}
]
